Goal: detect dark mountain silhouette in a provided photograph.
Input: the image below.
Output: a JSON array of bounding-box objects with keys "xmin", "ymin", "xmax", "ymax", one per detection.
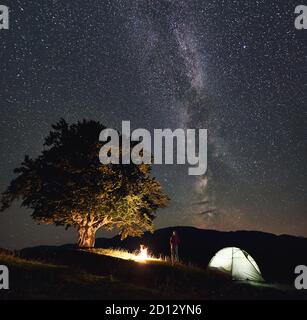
[
  {"xmin": 91, "ymin": 226, "xmax": 307, "ymax": 283},
  {"xmin": 17, "ymin": 227, "xmax": 307, "ymax": 285}
]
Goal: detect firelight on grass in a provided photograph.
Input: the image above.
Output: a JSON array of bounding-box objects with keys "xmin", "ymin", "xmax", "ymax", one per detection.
[{"xmin": 89, "ymin": 246, "xmax": 162, "ymax": 263}]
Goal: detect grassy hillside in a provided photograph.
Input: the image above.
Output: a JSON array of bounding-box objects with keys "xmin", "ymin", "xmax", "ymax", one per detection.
[
  {"xmin": 0, "ymin": 250, "xmax": 169, "ymax": 300},
  {"xmin": 2, "ymin": 246, "xmax": 304, "ymax": 300},
  {"xmin": 1, "ymin": 226, "xmax": 307, "ymax": 300}
]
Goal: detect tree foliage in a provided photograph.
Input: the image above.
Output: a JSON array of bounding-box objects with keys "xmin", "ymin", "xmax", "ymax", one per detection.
[{"xmin": 0, "ymin": 119, "xmax": 169, "ymax": 246}]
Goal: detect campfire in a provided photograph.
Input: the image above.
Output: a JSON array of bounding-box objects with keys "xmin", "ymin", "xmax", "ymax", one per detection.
[
  {"xmin": 135, "ymin": 245, "xmax": 148, "ymax": 262},
  {"xmin": 90, "ymin": 245, "xmax": 161, "ymax": 263}
]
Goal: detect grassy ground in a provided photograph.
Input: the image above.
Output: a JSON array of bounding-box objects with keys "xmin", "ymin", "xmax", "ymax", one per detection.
[
  {"xmin": 1, "ymin": 247, "xmax": 306, "ymax": 300},
  {"xmin": 0, "ymin": 251, "xmax": 170, "ymax": 300}
]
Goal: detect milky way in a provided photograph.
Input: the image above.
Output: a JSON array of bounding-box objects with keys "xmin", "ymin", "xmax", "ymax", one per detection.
[{"xmin": 0, "ymin": 0, "xmax": 306, "ymax": 249}]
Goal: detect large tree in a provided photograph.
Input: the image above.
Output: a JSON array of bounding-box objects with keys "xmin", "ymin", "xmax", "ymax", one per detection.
[{"xmin": 0, "ymin": 119, "xmax": 169, "ymax": 247}]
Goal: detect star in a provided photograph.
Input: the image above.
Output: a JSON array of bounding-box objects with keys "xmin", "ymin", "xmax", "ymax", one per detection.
[{"xmin": 0, "ymin": 0, "xmax": 306, "ymax": 249}]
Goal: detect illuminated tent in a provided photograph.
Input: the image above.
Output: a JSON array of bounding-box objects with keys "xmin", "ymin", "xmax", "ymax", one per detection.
[{"xmin": 208, "ymin": 247, "xmax": 264, "ymax": 281}]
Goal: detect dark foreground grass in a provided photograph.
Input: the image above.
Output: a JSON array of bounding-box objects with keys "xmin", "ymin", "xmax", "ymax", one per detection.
[
  {"xmin": 0, "ymin": 251, "xmax": 169, "ymax": 300},
  {"xmin": 1, "ymin": 247, "xmax": 306, "ymax": 300}
]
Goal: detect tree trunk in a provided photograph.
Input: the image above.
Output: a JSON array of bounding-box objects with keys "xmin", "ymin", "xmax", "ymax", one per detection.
[{"xmin": 77, "ymin": 225, "xmax": 97, "ymax": 248}]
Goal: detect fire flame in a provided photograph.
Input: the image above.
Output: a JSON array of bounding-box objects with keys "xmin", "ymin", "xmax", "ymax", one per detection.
[{"xmin": 135, "ymin": 245, "xmax": 148, "ymax": 262}]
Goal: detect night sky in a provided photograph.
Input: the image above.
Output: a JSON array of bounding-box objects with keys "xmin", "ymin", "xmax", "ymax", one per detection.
[{"xmin": 1, "ymin": 0, "xmax": 306, "ymax": 249}]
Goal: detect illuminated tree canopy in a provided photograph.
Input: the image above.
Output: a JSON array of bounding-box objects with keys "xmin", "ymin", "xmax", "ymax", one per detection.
[{"xmin": 0, "ymin": 119, "xmax": 169, "ymax": 247}]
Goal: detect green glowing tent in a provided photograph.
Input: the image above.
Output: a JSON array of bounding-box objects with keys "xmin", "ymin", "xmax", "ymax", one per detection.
[{"xmin": 208, "ymin": 247, "xmax": 264, "ymax": 282}]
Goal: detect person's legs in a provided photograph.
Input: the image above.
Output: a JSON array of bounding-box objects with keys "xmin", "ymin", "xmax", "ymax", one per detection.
[
  {"xmin": 175, "ymin": 245, "xmax": 179, "ymax": 262},
  {"xmin": 170, "ymin": 244, "xmax": 174, "ymax": 264}
]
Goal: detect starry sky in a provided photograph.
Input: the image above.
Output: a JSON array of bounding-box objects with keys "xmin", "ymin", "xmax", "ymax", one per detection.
[{"xmin": 0, "ymin": 0, "xmax": 306, "ymax": 249}]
